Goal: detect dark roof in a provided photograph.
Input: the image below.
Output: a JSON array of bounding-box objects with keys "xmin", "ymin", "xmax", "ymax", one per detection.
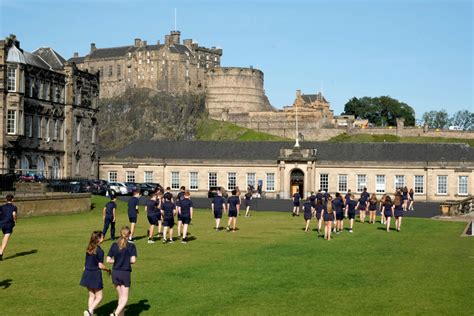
[
  {"xmin": 302, "ymin": 94, "xmax": 328, "ymax": 104},
  {"xmin": 101, "ymin": 141, "xmax": 474, "ymax": 163},
  {"xmin": 24, "ymin": 51, "xmax": 52, "ymax": 70},
  {"xmin": 68, "ymin": 56, "xmax": 85, "ymax": 63},
  {"xmin": 32, "ymin": 47, "xmax": 66, "ymax": 70},
  {"xmin": 169, "ymin": 44, "xmax": 192, "ymax": 55}
]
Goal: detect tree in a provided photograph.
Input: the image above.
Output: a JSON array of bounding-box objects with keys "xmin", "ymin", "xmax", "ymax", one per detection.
[
  {"xmin": 422, "ymin": 110, "xmax": 449, "ymax": 129},
  {"xmin": 342, "ymin": 96, "xmax": 415, "ymax": 126},
  {"xmin": 449, "ymin": 110, "xmax": 474, "ymax": 130}
]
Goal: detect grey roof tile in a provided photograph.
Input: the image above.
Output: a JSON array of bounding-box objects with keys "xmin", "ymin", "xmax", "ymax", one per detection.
[
  {"xmin": 24, "ymin": 51, "xmax": 52, "ymax": 70},
  {"xmin": 32, "ymin": 47, "xmax": 66, "ymax": 70}
]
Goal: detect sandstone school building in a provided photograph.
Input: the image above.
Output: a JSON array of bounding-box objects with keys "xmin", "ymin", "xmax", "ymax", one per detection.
[{"xmin": 99, "ymin": 141, "xmax": 473, "ymax": 201}]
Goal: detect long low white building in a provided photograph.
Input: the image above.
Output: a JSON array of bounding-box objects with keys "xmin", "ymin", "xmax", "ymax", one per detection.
[{"xmin": 99, "ymin": 141, "xmax": 473, "ymax": 201}]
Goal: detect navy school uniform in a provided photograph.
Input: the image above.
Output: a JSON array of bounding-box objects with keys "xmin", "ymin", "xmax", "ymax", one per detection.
[
  {"xmin": 369, "ymin": 200, "xmax": 377, "ymax": 211},
  {"xmin": 179, "ymin": 198, "xmax": 193, "ymax": 225},
  {"xmin": 303, "ymin": 201, "xmax": 313, "ymax": 221},
  {"xmin": 103, "ymin": 201, "xmax": 116, "ymax": 239},
  {"xmin": 212, "ymin": 195, "xmax": 225, "ymax": 219},
  {"xmin": 176, "ymin": 191, "xmax": 185, "ymax": 221},
  {"xmin": 346, "ymin": 199, "xmax": 357, "ymax": 219},
  {"xmin": 394, "ymin": 204, "xmax": 404, "ymax": 218},
  {"xmin": 309, "ymin": 194, "xmax": 317, "ymax": 208},
  {"xmin": 315, "ymin": 204, "xmax": 325, "ymax": 220},
  {"xmin": 162, "ymin": 201, "xmax": 176, "ymax": 228},
  {"xmin": 344, "ymin": 193, "xmax": 351, "ymax": 206},
  {"xmin": 1, "ymin": 203, "xmax": 17, "ymax": 235},
  {"xmin": 80, "ymin": 246, "xmax": 105, "ymax": 290},
  {"xmin": 146, "ymin": 199, "xmax": 159, "ymax": 225},
  {"xmin": 292, "ymin": 193, "xmax": 301, "ymax": 207},
  {"xmin": 361, "ymin": 191, "xmax": 370, "ymax": 202},
  {"xmin": 323, "ymin": 210, "xmax": 334, "ymax": 222},
  {"xmin": 108, "ymin": 242, "xmax": 137, "ymax": 287},
  {"xmin": 357, "ymin": 198, "xmax": 367, "ymax": 211},
  {"xmin": 244, "ymin": 192, "xmax": 252, "ymax": 207},
  {"xmin": 409, "ymin": 191, "xmax": 414, "ymax": 201},
  {"xmin": 383, "ymin": 202, "xmax": 393, "ymax": 218},
  {"xmin": 228, "ymin": 196, "xmax": 240, "ymax": 217},
  {"xmin": 402, "ymin": 191, "xmax": 409, "ymax": 201},
  {"xmin": 316, "ymin": 192, "xmax": 323, "ymax": 201},
  {"xmin": 333, "ymin": 197, "xmax": 345, "ymax": 220},
  {"xmin": 127, "ymin": 196, "xmax": 139, "ymax": 223}
]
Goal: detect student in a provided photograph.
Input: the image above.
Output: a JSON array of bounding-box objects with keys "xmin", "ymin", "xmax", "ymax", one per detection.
[
  {"xmin": 102, "ymin": 195, "xmax": 117, "ymax": 240},
  {"xmin": 145, "ymin": 193, "xmax": 159, "ymax": 244},
  {"xmin": 127, "ymin": 190, "xmax": 140, "ymax": 242},
  {"xmin": 161, "ymin": 193, "xmax": 176, "ymax": 243},
  {"xmin": 316, "ymin": 190, "xmax": 323, "ymax": 203},
  {"xmin": 344, "ymin": 189, "xmax": 352, "ymax": 206},
  {"xmin": 176, "ymin": 186, "xmax": 186, "ymax": 238},
  {"xmin": 156, "ymin": 191, "xmax": 164, "ymax": 237},
  {"xmin": 0, "ymin": 194, "xmax": 17, "ymax": 260},
  {"xmin": 382, "ymin": 196, "xmax": 393, "ymax": 232},
  {"xmin": 211, "ymin": 190, "xmax": 226, "ymax": 230},
  {"xmin": 346, "ymin": 194, "xmax": 357, "ymax": 233},
  {"xmin": 178, "ymin": 190, "xmax": 193, "ymax": 244},
  {"xmin": 292, "ymin": 189, "xmax": 301, "ymax": 216},
  {"xmin": 379, "ymin": 194, "xmax": 387, "ymax": 225},
  {"xmin": 303, "ymin": 196, "xmax": 314, "ymax": 233},
  {"xmin": 368, "ymin": 194, "xmax": 378, "ymax": 224},
  {"xmin": 80, "ymin": 231, "xmax": 110, "ymax": 316},
  {"xmin": 314, "ymin": 198, "xmax": 325, "ymax": 234},
  {"xmin": 402, "ymin": 187, "xmax": 409, "ymax": 211},
  {"xmin": 333, "ymin": 192, "xmax": 345, "ymax": 234},
  {"xmin": 356, "ymin": 196, "xmax": 368, "ymax": 224},
  {"xmin": 361, "ymin": 187, "xmax": 370, "ymax": 203},
  {"xmin": 309, "ymin": 192, "xmax": 317, "ymax": 208},
  {"xmin": 244, "ymin": 189, "xmax": 252, "ymax": 217},
  {"xmin": 322, "ymin": 199, "xmax": 335, "ymax": 240},
  {"xmin": 227, "ymin": 189, "xmax": 240, "ymax": 231},
  {"xmin": 393, "ymin": 194, "xmax": 404, "ymax": 232},
  {"xmin": 408, "ymin": 188, "xmax": 415, "ymax": 211},
  {"xmin": 107, "ymin": 226, "xmax": 137, "ymax": 316}
]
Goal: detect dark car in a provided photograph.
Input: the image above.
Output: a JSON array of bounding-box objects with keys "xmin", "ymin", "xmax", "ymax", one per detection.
[
  {"xmin": 90, "ymin": 180, "xmax": 108, "ymax": 195},
  {"xmin": 18, "ymin": 173, "xmax": 35, "ymax": 182},
  {"xmin": 138, "ymin": 183, "xmax": 156, "ymax": 196},
  {"xmin": 207, "ymin": 186, "xmax": 228, "ymax": 199},
  {"xmin": 124, "ymin": 182, "xmax": 139, "ymax": 194}
]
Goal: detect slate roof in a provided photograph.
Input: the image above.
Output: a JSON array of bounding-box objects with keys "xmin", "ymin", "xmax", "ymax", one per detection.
[
  {"xmin": 302, "ymin": 94, "xmax": 328, "ymax": 104},
  {"xmin": 101, "ymin": 140, "xmax": 473, "ymax": 163},
  {"xmin": 32, "ymin": 47, "xmax": 66, "ymax": 70},
  {"xmin": 24, "ymin": 51, "xmax": 52, "ymax": 70}
]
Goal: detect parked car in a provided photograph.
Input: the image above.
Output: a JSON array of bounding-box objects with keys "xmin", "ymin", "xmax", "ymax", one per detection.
[
  {"xmin": 138, "ymin": 183, "xmax": 156, "ymax": 196},
  {"xmin": 18, "ymin": 173, "xmax": 36, "ymax": 182},
  {"xmin": 207, "ymin": 186, "xmax": 228, "ymax": 199},
  {"xmin": 90, "ymin": 180, "xmax": 108, "ymax": 195},
  {"xmin": 108, "ymin": 182, "xmax": 128, "ymax": 195},
  {"xmin": 124, "ymin": 182, "xmax": 139, "ymax": 194},
  {"xmin": 69, "ymin": 180, "xmax": 92, "ymax": 193}
]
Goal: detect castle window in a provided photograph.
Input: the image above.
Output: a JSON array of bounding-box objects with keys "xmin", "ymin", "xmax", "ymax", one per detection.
[
  {"xmin": 108, "ymin": 65, "xmax": 113, "ymax": 77},
  {"xmin": 59, "ymin": 120, "xmax": 64, "ymax": 141},
  {"xmin": 43, "ymin": 82, "xmax": 49, "ymax": 101},
  {"xmin": 147, "ymin": 59, "xmax": 150, "ymax": 64},
  {"xmin": 46, "ymin": 118, "xmax": 50, "ymax": 140},
  {"xmin": 394, "ymin": 175, "xmax": 405, "ymax": 190},
  {"xmin": 414, "ymin": 175, "xmax": 424, "ymax": 194},
  {"xmin": 139, "ymin": 59, "xmax": 142, "ymax": 65},
  {"xmin": 108, "ymin": 171, "xmax": 117, "ymax": 182},
  {"xmin": 376, "ymin": 175, "xmax": 386, "ymax": 193},
  {"xmin": 206, "ymin": 55, "xmax": 209, "ymax": 60},
  {"xmin": 117, "ymin": 65, "xmax": 122, "ymax": 77},
  {"xmin": 6, "ymin": 110, "xmax": 16, "ymax": 134},
  {"xmin": 437, "ymin": 175, "xmax": 448, "ymax": 195},
  {"xmin": 76, "ymin": 120, "xmax": 81, "ymax": 143},
  {"xmin": 162, "ymin": 60, "xmax": 165, "ymax": 65},
  {"xmin": 189, "ymin": 172, "xmax": 199, "ymax": 190},
  {"xmin": 338, "ymin": 175, "xmax": 348, "ymax": 193},
  {"xmin": 319, "ymin": 173, "xmax": 329, "ymax": 192},
  {"xmin": 171, "ymin": 171, "xmax": 180, "ymax": 190},
  {"xmin": 126, "ymin": 171, "xmax": 135, "ymax": 183},
  {"xmin": 227, "ymin": 172, "xmax": 236, "ymax": 191},
  {"xmin": 25, "ymin": 115, "xmax": 33, "ymax": 137},
  {"xmin": 266, "ymin": 173, "xmax": 275, "ymax": 191},
  {"xmin": 208, "ymin": 172, "xmax": 217, "ymax": 189},
  {"xmin": 144, "ymin": 171, "xmax": 154, "ymax": 183},
  {"xmin": 7, "ymin": 66, "xmax": 16, "ymax": 92},
  {"xmin": 99, "ymin": 66, "xmax": 104, "ymax": 77},
  {"xmin": 37, "ymin": 116, "xmax": 42, "ymax": 138},
  {"xmin": 356, "ymin": 174, "xmax": 367, "ymax": 193},
  {"xmin": 247, "ymin": 173, "xmax": 256, "ymax": 188},
  {"xmin": 53, "ymin": 120, "xmax": 58, "ymax": 140},
  {"xmin": 458, "ymin": 176, "xmax": 468, "ymax": 196},
  {"xmin": 91, "ymin": 123, "xmax": 96, "ymax": 144}
]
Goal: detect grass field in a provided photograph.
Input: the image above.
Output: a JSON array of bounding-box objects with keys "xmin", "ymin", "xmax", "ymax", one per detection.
[
  {"xmin": 2, "ymin": 195, "xmax": 473, "ymax": 315},
  {"xmin": 196, "ymin": 119, "xmax": 290, "ymax": 141},
  {"xmin": 329, "ymin": 133, "xmax": 474, "ymax": 147}
]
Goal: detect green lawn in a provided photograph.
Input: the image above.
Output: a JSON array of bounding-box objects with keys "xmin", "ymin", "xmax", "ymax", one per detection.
[
  {"xmin": 196, "ymin": 118, "xmax": 290, "ymax": 141},
  {"xmin": 329, "ymin": 133, "xmax": 474, "ymax": 147},
  {"xmin": 2, "ymin": 195, "xmax": 473, "ymax": 315}
]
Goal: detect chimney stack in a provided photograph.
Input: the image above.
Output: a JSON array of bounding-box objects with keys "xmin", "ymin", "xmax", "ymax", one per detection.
[
  {"xmin": 134, "ymin": 38, "xmax": 141, "ymax": 47},
  {"xmin": 73, "ymin": 52, "xmax": 79, "ymax": 57},
  {"xmin": 90, "ymin": 43, "xmax": 96, "ymax": 52},
  {"xmin": 296, "ymin": 90, "xmax": 301, "ymax": 97}
]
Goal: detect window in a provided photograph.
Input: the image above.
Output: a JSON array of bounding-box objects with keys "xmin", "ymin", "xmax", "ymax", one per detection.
[
  {"xmin": 117, "ymin": 65, "xmax": 122, "ymax": 77},
  {"xmin": 395, "ymin": 175, "xmax": 405, "ymax": 190},
  {"xmin": 437, "ymin": 175, "xmax": 448, "ymax": 195},
  {"xmin": 53, "ymin": 85, "xmax": 60, "ymax": 103},
  {"xmin": 7, "ymin": 67, "xmax": 16, "ymax": 91},
  {"xmin": 52, "ymin": 158, "xmax": 60, "ymax": 179},
  {"xmin": 227, "ymin": 172, "xmax": 236, "ymax": 191},
  {"xmin": 376, "ymin": 175, "xmax": 385, "ymax": 193},
  {"xmin": 37, "ymin": 157, "xmax": 45, "ymax": 176},
  {"xmin": 458, "ymin": 176, "xmax": 468, "ymax": 196},
  {"xmin": 37, "ymin": 116, "xmax": 42, "ymax": 138},
  {"xmin": 108, "ymin": 65, "xmax": 113, "ymax": 77},
  {"xmin": 126, "ymin": 171, "xmax": 135, "ymax": 183},
  {"xmin": 414, "ymin": 175, "xmax": 424, "ymax": 194},
  {"xmin": 75, "ymin": 158, "xmax": 80, "ymax": 175},
  {"xmin": 189, "ymin": 172, "xmax": 198, "ymax": 190},
  {"xmin": 76, "ymin": 120, "xmax": 81, "ymax": 143},
  {"xmin": 171, "ymin": 171, "xmax": 180, "ymax": 189},
  {"xmin": 46, "ymin": 119, "xmax": 50, "ymax": 140},
  {"xmin": 338, "ymin": 174, "xmax": 348, "ymax": 192},
  {"xmin": 53, "ymin": 120, "xmax": 58, "ymax": 140},
  {"xmin": 59, "ymin": 120, "xmax": 64, "ymax": 140},
  {"xmin": 91, "ymin": 124, "xmax": 96, "ymax": 144},
  {"xmin": 266, "ymin": 173, "xmax": 275, "ymax": 191},
  {"xmin": 144, "ymin": 171, "xmax": 153, "ymax": 183},
  {"xmin": 108, "ymin": 171, "xmax": 117, "ymax": 182},
  {"xmin": 26, "ymin": 115, "xmax": 33, "ymax": 137},
  {"xmin": 20, "ymin": 156, "xmax": 29, "ymax": 174},
  {"xmin": 356, "ymin": 174, "xmax": 367, "ymax": 193},
  {"xmin": 7, "ymin": 110, "xmax": 16, "ymax": 134},
  {"xmin": 43, "ymin": 82, "xmax": 49, "ymax": 101},
  {"xmin": 247, "ymin": 173, "xmax": 256, "ymax": 189},
  {"xmin": 208, "ymin": 172, "xmax": 217, "ymax": 189},
  {"xmin": 319, "ymin": 173, "xmax": 329, "ymax": 192},
  {"xmin": 99, "ymin": 66, "xmax": 104, "ymax": 77}
]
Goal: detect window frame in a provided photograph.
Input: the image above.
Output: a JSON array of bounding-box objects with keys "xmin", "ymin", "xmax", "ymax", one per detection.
[
  {"xmin": 375, "ymin": 174, "xmax": 386, "ymax": 193},
  {"xmin": 394, "ymin": 175, "xmax": 406, "ymax": 190},
  {"xmin": 144, "ymin": 171, "xmax": 154, "ymax": 183},
  {"xmin": 414, "ymin": 175, "xmax": 424, "ymax": 194},
  {"xmin": 247, "ymin": 172, "xmax": 256, "ymax": 189},
  {"xmin": 171, "ymin": 171, "xmax": 180, "ymax": 190},
  {"xmin": 189, "ymin": 171, "xmax": 199, "ymax": 190},
  {"xmin": 227, "ymin": 172, "xmax": 237, "ymax": 191},
  {"xmin": 126, "ymin": 171, "xmax": 136, "ymax": 183},
  {"xmin": 437, "ymin": 175, "xmax": 448, "ymax": 195},
  {"xmin": 338, "ymin": 174, "xmax": 348, "ymax": 193},
  {"xmin": 266, "ymin": 173, "xmax": 275, "ymax": 192},
  {"xmin": 319, "ymin": 173, "xmax": 329, "ymax": 192},
  {"xmin": 6, "ymin": 110, "xmax": 16, "ymax": 135},
  {"xmin": 356, "ymin": 174, "xmax": 367, "ymax": 193},
  {"xmin": 458, "ymin": 176, "xmax": 468, "ymax": 196},
  {"xmin": 208, "ymin": 172, "xmax": 217, "ymax": 189},
  {"xmin": 108, "ymin": 171, "xmax": 118, "ymax": 182}
]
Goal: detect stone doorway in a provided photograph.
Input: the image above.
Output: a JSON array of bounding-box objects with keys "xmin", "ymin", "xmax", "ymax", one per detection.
[{"xmin": 290, "ymin": 169, "xmax": 304, "ymax": 197}]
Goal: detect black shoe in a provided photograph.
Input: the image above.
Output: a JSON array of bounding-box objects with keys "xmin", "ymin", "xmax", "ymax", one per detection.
[{"xmin": 0, "ymin": 253, "xmax": 3, "ymax": 261}]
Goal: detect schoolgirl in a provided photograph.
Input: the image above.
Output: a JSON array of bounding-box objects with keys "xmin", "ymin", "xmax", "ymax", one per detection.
[
  {"xmin": 227, "ymin": 189, "xmax": 240, "ymax": 232},
  {"xmin": 333, "ymin": 192, "xmax": 345, "ymax": 234},
  {"xmin": 244, "ymin": 189, "xmax": 252, "ymax": 217},
  {"xmin": 379, "ymin": 194, "xmax": 387, "ymax": 224},
  {"xmin": 145, "ymin": 193, "xmax": 159, "ymax": 244},
  {"xmin": 292, "ymin": 189, "xmax": 301, "ymax": 216},
  {"xmin": 322, "ymin": 199, "xmax": 335, "ymax": 240},
  {"xmin": 178, "ymin": 190, "xmax": 193, "ymax": 244},
  {"xmin": 393, "ymin": 194, "xmax": 404, "ymax": 232},
  {"xmin": 382, "ymin": 196, "xmax": 393, "ymax": 232},
  {"xmin": 161, "ymin": 193, "xmax": 176, "ymax": 243},
  {"xmin": 0, "ymin": 194, "xmax": 17, "ymax": 260},
  {"xmin": 303, "ymin": 196, "xmax": 314, "ymax": 233},
  {"xmin": 408, "ymin": 188, "xmax": 415, "ymax": 211},
  {"xmin": 368, "ymin": 194, "xmax": 378, "ymax": 224},
  {"xmin": 80, "ymin": 231, "xmax": 110, "ymax": 316},
  {"xmin": 211, "ymin": 190, "xmax": 226, "ymax": 230},
  {"xmin": 314, "ymin": 198, "xmax": 325, "ymax": 234},
  {"xmin": 107, "ymin": 226, "xmax": 137, "ymax": 316},
  {"xmin": 127, "ymin": 190, "xmax": 140, "ymax": 242},
  {"xmin": 346, "ymin": 194, "xmax": 357, "ymax": 233},
  {"xmin": 357, "ymin": 194, "xmax": 368, "ymax": 224},
  {"xmin": 402, "ymin": 187, "xmax": 409, "ymax": 211},
  {"xmin": 176, "ymin": 186, "xmax": 186, "ymax": 238},
  {"xmin": 102, "ymin": 195, "xmax": 117, "ymax": 240}
]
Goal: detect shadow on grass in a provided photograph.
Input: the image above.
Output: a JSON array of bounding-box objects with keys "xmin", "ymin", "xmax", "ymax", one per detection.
[
  {"xmin": 377, "ymin": 227, "xmax": 396, "ymax": 231},
  {"xmin": 5, "ymin": 249, "xmax": 38, "ymax": 260},
  {"xmin": 96, "ymin": 299, "xmax": 151, "ymax": 315},
  {"xmin": 133, "ymin": 235, "xmax": 147, "ymax": 241},
  {"xmin": 0, "ymin": 279, "xmax": 13, "ymax": 289},
  {"xmin": 186, "ymin": 236, "xmax": 197, "ymax": 242}
]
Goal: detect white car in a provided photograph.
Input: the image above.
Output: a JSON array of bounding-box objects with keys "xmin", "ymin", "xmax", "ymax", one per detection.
[{"xmin": 108, "ymin": 182, "xmax": 128, "ymax": 195}]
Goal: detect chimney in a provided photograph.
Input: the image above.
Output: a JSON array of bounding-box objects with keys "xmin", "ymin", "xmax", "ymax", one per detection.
[
  {"xmin": 134, "ymin": 38, "xmax": 141, "ymax": 47},
  {"xmin": 142, "ymin": 40, "xmax": 147, "ymax": 47},
  {"xmin": 296, "ymin": 90, "xmax": 301, "ymax": 97},
  {"xmin": 183, "ymin": 39, "xmax": 192, "ymax": 48},
  {"xmin": 156, "ymin": 40, "xmax": 161, "ymax": 45},
  {"xmin": 73, "ymin": 52, "xmax": 79, "ymax": 58},
  {"xmin": 165, "ymin": 35, "xmax": 171, "ymax": 45},
  {"xmin": 90, "ymin": 43, "xmax": 96, "ymax": 52},
  {"xmin": 169, "ymin": 30, "xmax": 180, "ymax": 45}
]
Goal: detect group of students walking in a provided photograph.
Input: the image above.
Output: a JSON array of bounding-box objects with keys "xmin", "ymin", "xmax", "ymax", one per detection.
[{"xmin": 292, "ymin": 187, "xmax": 414, "ymax": 240}]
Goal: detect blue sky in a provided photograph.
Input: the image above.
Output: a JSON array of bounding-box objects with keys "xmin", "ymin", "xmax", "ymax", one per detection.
[{"xmin": 1, "ymin": 0, "xmax": 472, "ymax": 118}]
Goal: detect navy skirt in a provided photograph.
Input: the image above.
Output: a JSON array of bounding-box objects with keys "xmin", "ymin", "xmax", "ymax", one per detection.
[
  {"xmin": 384, "ymin": 211, "xmax": 392, "ymax": 218},
  {"xmin": 214, "ymin": 210, "xmax": 223, "ymax": 219},
  {"xmin": 163, "ymin": 217, "xmax": 175, "ymax": 228},
  {"xmin": 394, "ymin": 209, "xmax": 404, "ymax": 218},
  {"xmin": 80, "ymin": 269, "xmax": 103, "ymax": 290},
  {"xmin": 323, "ymin": 213, "xmax": 334, "ymax": 222},
  {"xmin": 112, "ymin": 270, "xmax": 131, "ymax": 287},
  {"xmin": 304, "ymin": 213, "xmax": 312, "ymax": 221}
]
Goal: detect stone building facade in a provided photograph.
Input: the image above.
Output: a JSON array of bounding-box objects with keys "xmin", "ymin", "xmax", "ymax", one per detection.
[
  {"xmin": 69, "ymin": 31, "xmax": 222, "ymax": 99},
  {"xmin": 0, "ymin": 35, "xmax": 99, "ymax": 179},
  {"xmin": 99, "ymin": 140, "xmax": 473, "ymax": 202}
]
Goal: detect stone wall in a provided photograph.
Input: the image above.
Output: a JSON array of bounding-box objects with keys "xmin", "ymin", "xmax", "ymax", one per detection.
[{"xmin": 11, "ymin": 193, "xmax": 91, "ymax": 218}]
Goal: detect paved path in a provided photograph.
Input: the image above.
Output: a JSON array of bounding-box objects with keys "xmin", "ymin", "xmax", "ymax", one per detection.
[{"xmin": 118, "ymin": 196, "xmax": 440, "ymax": 218}]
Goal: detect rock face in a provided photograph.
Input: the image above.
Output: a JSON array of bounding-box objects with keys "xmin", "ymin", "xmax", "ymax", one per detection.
[{"xmin": 97, "ymin": 88, "xmax": 206, "ymax": 150}]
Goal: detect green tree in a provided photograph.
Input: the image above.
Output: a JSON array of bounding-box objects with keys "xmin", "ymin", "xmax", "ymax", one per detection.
[
  {"xmin": 449, "ymin": 110, "xmax": 473, "ymax": 130},
  {"xmin": 342, "ymin": 96, "xmax": 415, "ymax": 126},
  {"xmin": 422, "ymin": 110, "xmax": 449, "ymax": 129}
]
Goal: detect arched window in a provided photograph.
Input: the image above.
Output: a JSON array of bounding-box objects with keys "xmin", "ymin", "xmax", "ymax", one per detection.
[
  {"xmin": 52, "ymin": 158, "xmax": 60, "ymax": 179},
  {"xmin": 20, "ymin": 156, "xmax": 30, "ymax": 174},
  {"xmin": 37, "ymin": 157, "xmax": 45, "ymax": 176}
]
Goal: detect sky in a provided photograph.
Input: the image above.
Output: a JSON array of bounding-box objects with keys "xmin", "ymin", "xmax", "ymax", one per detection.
[{"xmin": 1, "ymin": 0, "xmax": 472, "ymax": 118}]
